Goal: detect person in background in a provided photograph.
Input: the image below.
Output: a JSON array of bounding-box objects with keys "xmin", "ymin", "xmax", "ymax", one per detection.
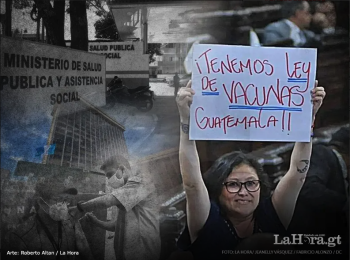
[
  {"xmin": 69, "ymin": 155, "xmax": 161, "ymax": 260},
  {"xmin": 288, "ymin": 126, "xmax": 349, "ymax": 258},
  {"xmin": 109, "ymin": 76, "xmax": 123, "ymax": 91},
  {"xmin": 175, "ymin": 80, "xmax": 325, "ymax": 260},
  {"xmin": 174, "ymin": 73, "xmax": 180, "ymax": 97},
  {"xmin": 316, "ymin": 1, "xmax": 337, "ymax": 33},
  {"xmin": 4, "ymin": 182, "xmax": 94, "ymax": 260},
  {"xmin": 309, "ymin": 1, "xmax": 337, "ymax": 35},
  {"xmin": 263, "ymin": 1, "xmax": 321, "ymax": 47}
]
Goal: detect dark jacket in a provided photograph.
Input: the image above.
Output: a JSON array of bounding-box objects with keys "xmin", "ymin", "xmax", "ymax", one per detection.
[
  {"xmin": 289, "ymin": 144, "xmax": 348, "ymax": 240},
  {"xmin": 263, "ymin": 20, "xmax": 322, "ymax": 48}
]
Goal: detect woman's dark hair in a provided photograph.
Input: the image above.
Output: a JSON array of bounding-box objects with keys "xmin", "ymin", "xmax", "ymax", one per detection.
[
  {"xmin": 203, "ymin": 151, "xmax": 271, "ymax": 205},
  {"xmin": 329, "ymin": 126, "xmax": 349, "ymax": 155}
]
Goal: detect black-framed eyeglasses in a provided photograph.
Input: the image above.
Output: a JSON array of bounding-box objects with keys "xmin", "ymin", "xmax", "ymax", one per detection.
[{"xmin": 223, "ymin": 180, "xmax": 261, "ymax": 193}]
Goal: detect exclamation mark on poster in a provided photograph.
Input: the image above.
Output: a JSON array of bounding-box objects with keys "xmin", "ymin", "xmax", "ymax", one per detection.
[{"xmin": 287, "ymin": 112, "xmax": 291, "ymax": 132}]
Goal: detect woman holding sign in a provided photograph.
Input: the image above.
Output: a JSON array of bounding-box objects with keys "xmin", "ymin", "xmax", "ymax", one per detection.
[{"xmin": 175, "ymin": 80, "xmax": 325, "ymax": 259}]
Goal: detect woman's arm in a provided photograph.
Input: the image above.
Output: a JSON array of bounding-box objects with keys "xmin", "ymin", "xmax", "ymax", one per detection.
[
  {"xmin": 272, "ymin": 81, "xmax": 326, "ymax": 229},
  {"xmin": 273, "ymin": 141, "xmax": 313, "ymax": 229},
  {"xmin": 177, "ymin": 81, "xmax": 210, "ymax": 243}
]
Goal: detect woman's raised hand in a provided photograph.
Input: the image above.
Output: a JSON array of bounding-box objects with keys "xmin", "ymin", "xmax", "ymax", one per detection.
[
  {"xmin": 311, "ymin": 80, "xmax": 326, "ymax": 119},
  {"xmin": 176, "ymin": 80, "xmax": 195, "ymax": 123}
]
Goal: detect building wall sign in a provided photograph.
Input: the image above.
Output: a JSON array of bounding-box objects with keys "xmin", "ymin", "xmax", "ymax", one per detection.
[
  {"xmin": 89, "ymin": 44, "xmax": 136, "ymax": 59},
  {"xmin": 1, "ymin": 37, "xmax": 106, "ymax": 108},
  {"xmin": 88, "ymin": 41, "xmax": 149, "ymax": 87}
]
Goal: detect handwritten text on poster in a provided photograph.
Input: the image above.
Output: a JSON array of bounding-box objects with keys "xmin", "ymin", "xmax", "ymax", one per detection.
[{"xmin": 189, "ymin": 44, "xmax": 316, "ymax": 142}]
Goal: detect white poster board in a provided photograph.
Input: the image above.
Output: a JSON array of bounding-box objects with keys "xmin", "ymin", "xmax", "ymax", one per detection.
[{"xmin": 189, "ymin": 44, "xmax": 317, "ymax": 142}]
